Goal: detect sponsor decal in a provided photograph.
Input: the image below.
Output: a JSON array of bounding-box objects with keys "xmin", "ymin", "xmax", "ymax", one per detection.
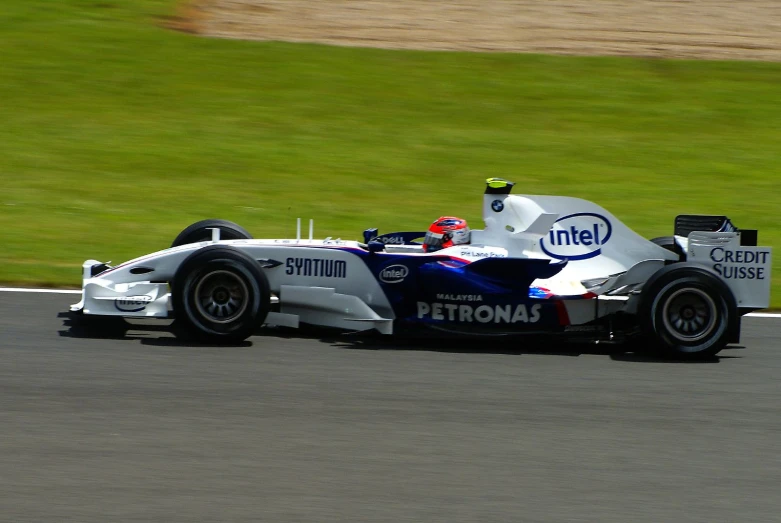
[
  {"xmin": 379, "ymin": 264, "xmax": 409, "ymax": 284},
  {"xmin": 417, "ymin": 302, "xmax": 542, "ymax": 323},
  {"xmin": 710, "ymin": 248, "xmax": 770, "ymax": 280},
  {"xmin": 540, "ymin": 212, "xmax": 612, "ymax": 261},
  {"xmin": 435, "ymin": 294, "xmax": 483, "ymax": 301},
  {"xmin": 115, "ymin": 295, "xmax": 152, "ymax": 313},
  {"xmin": 377, "ymin": 236, "xmax": 405, "ymax": 245},
  {"xmin": 528, "ymin": 286, "xmax": 553, "ymax": 299},
  {"xmin": 459, "ymin": 248, "xmax": 506, "ymax": 258},
  {"xmin": 256, "ymin": 258, "xmax": 283, "ymax": 269},
  {"xmin": 491, "ymin": 199, "xmax": 504, "ymax": 212},
  {"xmin": 285, "ymin": 257, "xmax": 347, "ymax": 278}
]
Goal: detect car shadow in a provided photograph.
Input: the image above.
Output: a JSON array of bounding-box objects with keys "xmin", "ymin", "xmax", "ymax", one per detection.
[
  {"xmin": 58, "ymin": 312, "xmax": 735, "ymax": 362},
  {"xmin": 311, "ymin": 330, "xmax": 733, "ymax": 363},
  {"xmin": 57, "ymin": 312, "xmax": 252, "ymax": 348}
]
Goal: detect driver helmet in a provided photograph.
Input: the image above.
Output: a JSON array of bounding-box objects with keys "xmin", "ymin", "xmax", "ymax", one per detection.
[{"xmin": 423, "ymin": 216, "xmax": 471, "ymax": 252}]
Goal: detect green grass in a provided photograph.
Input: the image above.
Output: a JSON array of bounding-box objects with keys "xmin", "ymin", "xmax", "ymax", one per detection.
[{"xmin": 2, "ymin": 0, "xmax": 780, "ymax": 306}]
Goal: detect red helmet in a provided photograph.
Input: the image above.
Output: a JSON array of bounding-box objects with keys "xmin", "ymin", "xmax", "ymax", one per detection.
[{"xmin": 423, "ymin": 216, "xmax": 471, "ymax": 252}]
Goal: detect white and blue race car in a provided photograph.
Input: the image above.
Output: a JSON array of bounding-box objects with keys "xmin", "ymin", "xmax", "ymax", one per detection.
[{"xmin": 70, "ymin": 178, "xmax": 772, "ymax": 358}]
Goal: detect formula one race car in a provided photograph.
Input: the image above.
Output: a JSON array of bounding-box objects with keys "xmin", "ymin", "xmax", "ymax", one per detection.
[{"xmin": 70, "ymin": 178, "xmax": 772, "ymax": 358}]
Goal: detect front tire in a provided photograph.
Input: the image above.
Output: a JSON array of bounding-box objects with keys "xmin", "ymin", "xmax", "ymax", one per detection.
[
  {"xmin": 171, "ymin": 219, "xmax": 252, "ymax": 248},
  {"xmin": 172, "ymin": 246, "xmax": 270, "ymax": 343},
  {"xmin": 638, "ymin": 265, "xmax": 735, "ymax": 359}
]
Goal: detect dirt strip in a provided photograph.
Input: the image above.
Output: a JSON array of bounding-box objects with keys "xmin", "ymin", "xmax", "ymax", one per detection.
[{"xmin": 185, "ymin": 0, "xmax": 781, "ymax": 61}]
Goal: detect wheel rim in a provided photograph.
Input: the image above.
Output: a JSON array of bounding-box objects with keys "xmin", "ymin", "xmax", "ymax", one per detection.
[
  {"xmin": 661, "ymin": 287, "xmax": 717, "ymax": 343},
  {"xmin": 193, "ymin": 269, "xmax": 249, "ymax": 324}
]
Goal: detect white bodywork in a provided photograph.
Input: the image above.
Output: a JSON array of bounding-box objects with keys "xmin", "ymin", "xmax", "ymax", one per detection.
[
  {"xmin": 476, "ymin": 192, "xmax": 679, "ymax": 279},
  {"xmin": 71, "ymin": 190, "xmax": 772, "ymax": 333},
  {"xmin": 686, "ymin": 232, "xmax": 772, "ymax": 308},
  {"xmin": 72, "ymin": 240, "xmax": 399, "ymax": 333}
]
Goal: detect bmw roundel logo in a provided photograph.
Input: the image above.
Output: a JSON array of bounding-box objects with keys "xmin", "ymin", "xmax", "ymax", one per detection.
[{"xmin": 491, "ymin": 199, "xmax": 504, "ymax": 212}]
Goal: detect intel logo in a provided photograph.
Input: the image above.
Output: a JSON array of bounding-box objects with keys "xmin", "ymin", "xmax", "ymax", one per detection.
[
  {"xmin": 115, "ymin": 295, "xmax": 152, "ymax": 312},
  {"xmin": 380, "ymin": 264, "xmax": 409, "ymax": 284},
  {"xmin": 540, "ymin": 212, "xmax": 612, "ymax": 261}
]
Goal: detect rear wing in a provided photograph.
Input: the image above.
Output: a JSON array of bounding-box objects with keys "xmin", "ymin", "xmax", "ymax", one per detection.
[
  {"xmin": 678, "ymin": 217, "xmax": 771, "ymax": 309},
  {"xmin": 675, "ymin": 214, "xmax": 757, "ymax": 247}
]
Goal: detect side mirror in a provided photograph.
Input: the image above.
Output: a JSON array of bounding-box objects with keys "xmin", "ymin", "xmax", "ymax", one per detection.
[
  {"xmin": 363, "ymin": 228, "xmax": 379, "ymax": 243},
  {"xmin": 367, "ymin": 241, "xmax": 385, "ymax": 253}
]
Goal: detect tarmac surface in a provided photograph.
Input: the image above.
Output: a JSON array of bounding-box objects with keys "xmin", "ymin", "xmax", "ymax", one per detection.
[{"xmin": 2, "ymin": 291, "xmax": 780, "ymax": 522}]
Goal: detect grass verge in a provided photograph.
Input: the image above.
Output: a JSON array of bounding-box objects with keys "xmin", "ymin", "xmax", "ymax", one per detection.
[{"xmin": 1, "ymin": 0, "xmax": 779, "ymax": 306}]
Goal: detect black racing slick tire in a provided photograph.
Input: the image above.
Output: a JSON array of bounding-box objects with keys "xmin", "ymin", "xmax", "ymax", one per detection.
[
  {"xmin": 171, "ymin": 219, "xmax": 253, "ymax": 248},
  {"xmin": 650, "ymin": 236, "xmax": 685, "ymax": 261},
  {"xmin": 638, "ymin": 264, "xmax": 736, "ymax": 359},
  {"xmin": 172, "ymin": 246, "xmax": 271, "ymax": 343}
]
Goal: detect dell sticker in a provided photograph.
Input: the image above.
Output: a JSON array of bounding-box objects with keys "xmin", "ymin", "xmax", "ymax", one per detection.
[
  {"xmin": 377, "ymin": 236, "xmax": 405, "ymax": 245},
  {"xmin": 540, "ymin": 212, "xmax": 612, "ymax": 261}
]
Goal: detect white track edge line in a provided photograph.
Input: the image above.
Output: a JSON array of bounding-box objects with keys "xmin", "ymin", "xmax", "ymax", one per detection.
[
  {"xmin": 1, "ymin": 286, "xmax": 779, "ymax": 317},
  {"xmin": 0, "ymin": 287, "xmax": 82, "ymax": 294}
]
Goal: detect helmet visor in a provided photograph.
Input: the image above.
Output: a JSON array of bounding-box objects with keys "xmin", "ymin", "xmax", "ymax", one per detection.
[{"xmin": 423, "ymin": 231, "xmax": 444, "ymax": 249}]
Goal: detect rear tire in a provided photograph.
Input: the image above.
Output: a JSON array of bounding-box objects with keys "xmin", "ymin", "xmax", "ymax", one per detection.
[
  {"xmin": 172, "ymin": 246, "xmax": 270, "ymax": 343},
  {"xmin": 650, "ymin": 236, "xmax": 685, "ymax": 261},
  {"xmin": 638, "ymin": 265, "xmax": 735, "ymax": 359},
  {"xmin": 171, "ymin": 219, "xmax": 252, "ymax": 248}
]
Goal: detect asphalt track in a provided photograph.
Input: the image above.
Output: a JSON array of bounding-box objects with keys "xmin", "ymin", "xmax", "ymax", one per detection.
[{"xmin": 2, "ymin": 291, "xmax": 780, "ymax": 523}]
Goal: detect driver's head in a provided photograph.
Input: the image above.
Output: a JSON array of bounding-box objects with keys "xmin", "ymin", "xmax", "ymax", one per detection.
[{"xmin": 423, "ymin": 217, "xmax": 470, "ymax": 252}]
